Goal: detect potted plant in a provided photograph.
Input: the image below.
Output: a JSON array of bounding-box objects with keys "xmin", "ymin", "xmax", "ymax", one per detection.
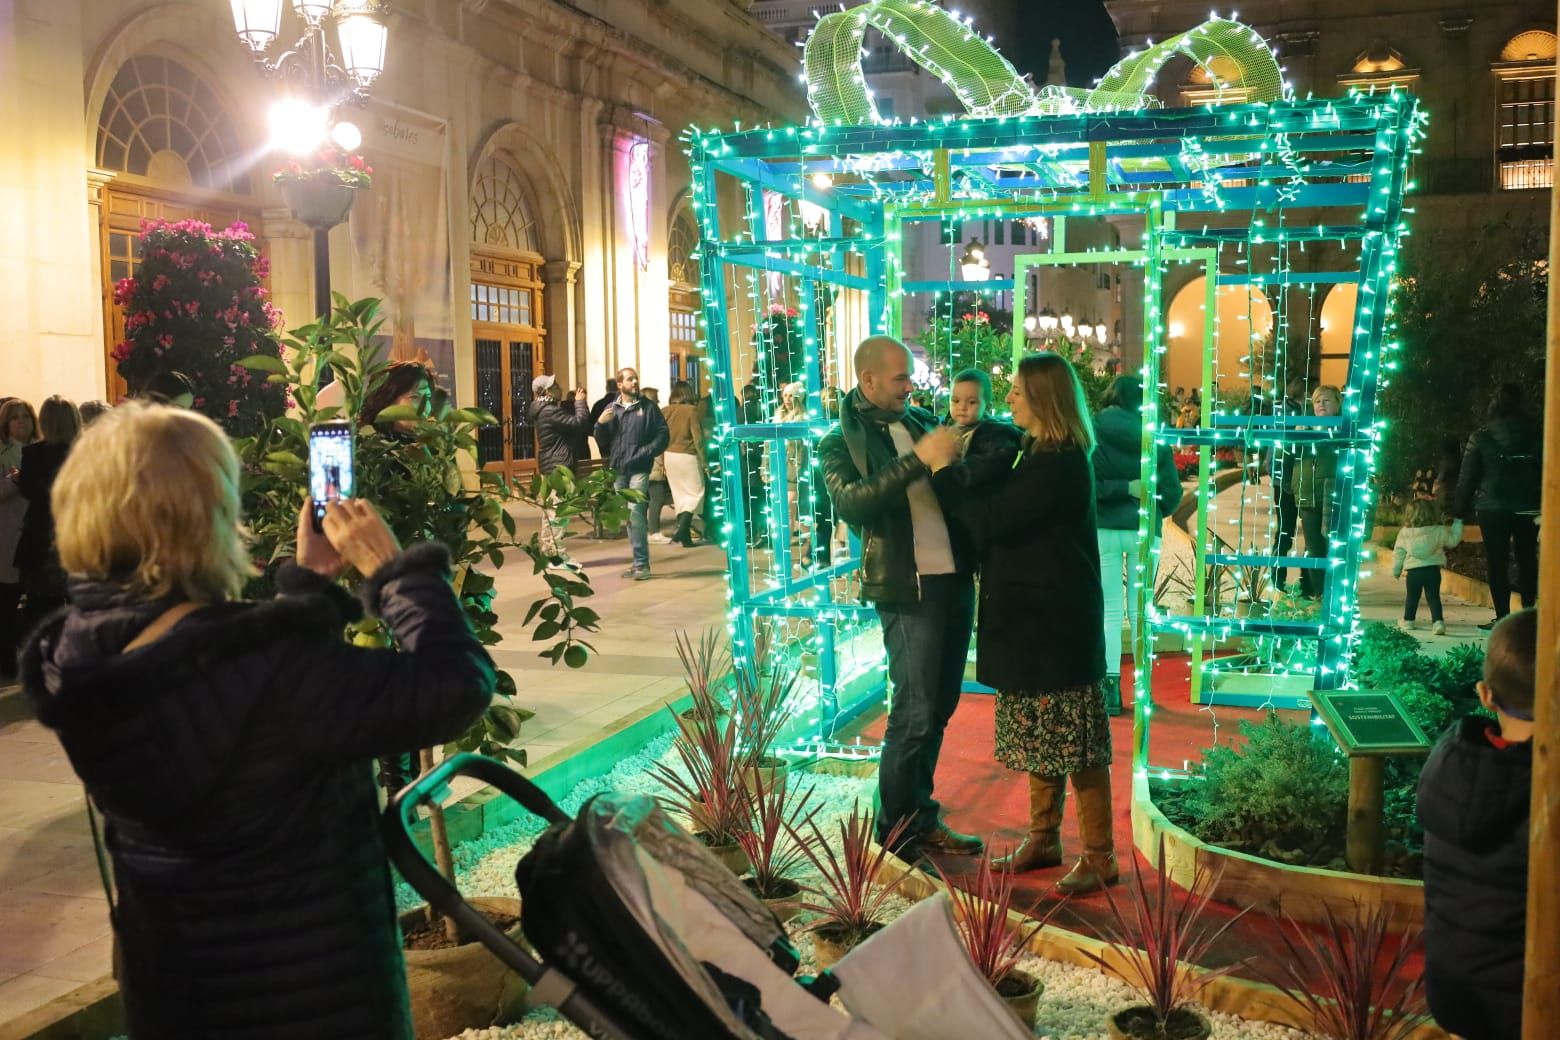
[
  {"xmin": 946, "ymin": 852, "xmax": 1064, "ymax": 1028},
  {"xmin": 273, "ymin": 147, "xmax": 373, "ymax": 229},
  {"xmin": 651, "ymin": 632, "xmax": 754, "ymax": 873},
  {"xmin": 736, "ymin": 769, "xmax": 820, "ymax": 923},
  {"xmin": 1261, "ymin": 904, "xmax": 1427, "ymax": 1040},
  {"xmin": 1080, "ymin": 836, "xmax": 1247, "ymax": 1040},
  {"xmin": 237, "ymin": 297, "xmax": 622, "ymax": 1036},
  {"xmin": 112, "ymin": 218, "xmax": 287, "ymax": 434},
  {"xmin": 792, "ymin": 805, "xmax": 912, "ymax": 970},
  {"xmin": 731, "ymin": 623, "xmax": 801, "ymax": 793}
]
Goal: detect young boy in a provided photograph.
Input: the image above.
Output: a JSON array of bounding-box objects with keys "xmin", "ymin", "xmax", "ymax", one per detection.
[
  {"xmin": 1417, "ymin": 607, "xmax": 1536, "ymax": 1040},
  {"xmin": 933, "ymin": 368, "xmax": 1023, "ymax": 554}
]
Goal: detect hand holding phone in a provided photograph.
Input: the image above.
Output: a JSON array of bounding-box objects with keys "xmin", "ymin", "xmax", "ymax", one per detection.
[{"xmin": 308, "ymin": 421, "xmax": 355, "ymax": 533}]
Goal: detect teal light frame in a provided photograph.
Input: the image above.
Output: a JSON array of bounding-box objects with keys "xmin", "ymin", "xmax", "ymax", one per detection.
[{"xmin": 687, "ymin": 93, "xmax": 1424, "ymax": 763}]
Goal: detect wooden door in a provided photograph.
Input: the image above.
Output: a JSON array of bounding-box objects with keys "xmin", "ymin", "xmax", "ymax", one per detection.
[{"xmin": 473, "ymin": 330, "xmax": 548, "ymax": 476}]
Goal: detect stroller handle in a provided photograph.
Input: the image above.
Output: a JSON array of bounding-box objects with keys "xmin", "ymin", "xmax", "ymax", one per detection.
[{"xmin": 382, "ymin": 753, "xmax": 640, "ymax": 1040}]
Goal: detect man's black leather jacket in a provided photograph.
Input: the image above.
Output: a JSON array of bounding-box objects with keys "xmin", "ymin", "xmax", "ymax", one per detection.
[{"xmin": 818, "ymin": 390, "xmax": 971, "ymax": 603}]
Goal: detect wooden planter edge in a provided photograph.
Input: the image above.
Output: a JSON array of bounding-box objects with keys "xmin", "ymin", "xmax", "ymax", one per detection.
[{"xmin": 1130, "ymin": 773, "xmax": 1424, "ymax": 928}]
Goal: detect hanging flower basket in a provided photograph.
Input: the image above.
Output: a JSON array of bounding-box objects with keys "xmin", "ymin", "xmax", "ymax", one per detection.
[
  {"xmin": 280, "ymin": 177, "xmax": 359, "ymax": 230},
  {"xmin": 274, "ymin": 149, "xmax": 372, "ymax": 229}
]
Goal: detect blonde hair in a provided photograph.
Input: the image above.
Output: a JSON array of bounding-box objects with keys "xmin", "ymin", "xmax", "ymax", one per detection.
[
  {"xmin": 54, "ymin": 403, "xmax": 254, "ymax": 602},
  {"xmin": 1312, "ymin": 384, "xmax": 1342, "ymax": 411},
  {"xmin": 37, "ymin": 396, "xmax": 82, "ymax": 446},
  {"xmin": 1014, "ymin": 353, "xmax": 1094, "ymax": 452}
]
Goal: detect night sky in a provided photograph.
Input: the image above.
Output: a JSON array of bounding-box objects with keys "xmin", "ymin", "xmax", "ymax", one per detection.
[{"xmin": 962, "ymin": 0, "xmax": 1122, "ymax": 87}]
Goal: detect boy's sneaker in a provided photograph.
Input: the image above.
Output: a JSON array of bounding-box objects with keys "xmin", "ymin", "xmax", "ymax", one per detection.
[
  {"xmin": 1397, "ymin": 618, "xmax": 1415, "ymax": 632},
  {"xmin": 1431, "ymin": 620, "xmax": 1447, "ymax": 635},
  {"xmin": 648, "ymin": 533, "xmax": 673, "ymax": 544}
]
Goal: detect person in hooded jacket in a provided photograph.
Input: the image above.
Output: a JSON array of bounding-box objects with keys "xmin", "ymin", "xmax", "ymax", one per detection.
[
  {"xmin": 1455, "ymin": 383, "xmax": 1542, "ymax": 630},
  {"xmin": 22, "ymin": 402, "xmax": 495, "ymax": 1040},
  {"xmin": 528, "ymin": 374, "xmax": 590, "ymax": 476},
  {"xmin": 1417, "ymin": 608, "xmax": 1535, "ymax": 1040},
  {"xmin": 1090, "ymin": 376, "xmax": 1183, "ymax": 716}
]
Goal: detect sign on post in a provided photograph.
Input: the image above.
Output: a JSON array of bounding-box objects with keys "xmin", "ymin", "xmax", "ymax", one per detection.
[{"xmin": 1308, "ymin": 689, "xmax": 1432, "ymax": 875}]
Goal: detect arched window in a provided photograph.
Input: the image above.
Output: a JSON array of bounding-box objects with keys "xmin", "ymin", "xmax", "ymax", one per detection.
[
  {"xmin": 1337, "ymin": 41, "xmax": 1418, "ymax": 93},
  {"xmin": 96, "ymin": 55, "xmax": 249, "ymax": 195},
  {"xmin": 470, "ymin": 154, "xmax": 540, "ymax": 254},
  {"xmin": 468, "ymin": 151, "xmax": 546, "ymax": 475},
  {"xmin": 668, "ymin": 208, "xmax": 699, "ymax": 288},
  {"xmin": 1495, "ymin": 30, "xmax": 1557, "ymax": 190},
  {"xmin": 668, "ymin": 203, "xmax": 702, "ymax": 392}
]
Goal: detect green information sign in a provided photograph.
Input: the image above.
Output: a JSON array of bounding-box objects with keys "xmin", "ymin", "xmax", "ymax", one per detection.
[{"xmin": 1308, "ymin": 689, "xmax": 1432, "ymax": 757}]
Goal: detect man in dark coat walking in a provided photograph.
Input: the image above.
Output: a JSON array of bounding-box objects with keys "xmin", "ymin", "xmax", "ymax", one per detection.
[
  {"xmin": 594, "ymin": 367, "xmax": 668, "ymax": 581},
  {"xmin": 818, "ymin": 336, "xmax": 978, "ymax": 872}
]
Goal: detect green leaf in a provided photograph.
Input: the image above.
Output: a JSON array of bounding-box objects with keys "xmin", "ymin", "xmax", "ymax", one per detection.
[
  {"xmin": 539, "ymin": 603, "xmax": 562, "ymax": 622},
  {"xmin": 569, "ymin": 607, "xmax": 601, "ymax": 627},
  {"xmin": 532, "ymin": 621, "xmax": 560, "ymax": 641},
  {"xmin": 239, "ymin": 354, "xmax": 287, "ymax": 374},
  {"xmin": 373, "ymin": 404, "xmax": 419, "ymax": 423}
]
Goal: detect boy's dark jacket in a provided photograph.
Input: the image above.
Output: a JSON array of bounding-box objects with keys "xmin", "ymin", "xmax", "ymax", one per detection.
[{"xmin": 1417, "ymin": 715, "xmax": 1531, "ymax": 1040}]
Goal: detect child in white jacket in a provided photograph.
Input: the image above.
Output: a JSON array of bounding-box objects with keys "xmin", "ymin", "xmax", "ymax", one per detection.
[{"xmin": 1393, "ymin": 499, "xmax": 1464, "ymax": 635}]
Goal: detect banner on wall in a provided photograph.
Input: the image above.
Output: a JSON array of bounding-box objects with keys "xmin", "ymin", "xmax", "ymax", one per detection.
[{"xmin": 348, "ymin": 102, "xmax": 455, "ymax": 381}]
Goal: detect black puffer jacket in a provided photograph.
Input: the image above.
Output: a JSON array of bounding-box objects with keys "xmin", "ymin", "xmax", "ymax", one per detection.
[
  {"xmin": 818, "ymin": 391, "xmax": 973, "ymax": 603},
  {"xmin": 936, "ymin": 419, "xmax": 1022, "ymax": 565},
  {"xmin": 1417, "ymin": 716, "xmax": 1531, "ymax": 1040},
  {"xmin": 22, "ymin": 545, "xmax": 495, "ymax": 1040},
  {"xmin": 1091, "ymin": 405, "xmax": 1184, "ymax": 532},
  {"xmin": 528, "ymin": 397, "xmax": 590, "ymax": 474},
  {"xmin": 1455, "ymin": 416, "xmax": 1542, "ymax": 517}
]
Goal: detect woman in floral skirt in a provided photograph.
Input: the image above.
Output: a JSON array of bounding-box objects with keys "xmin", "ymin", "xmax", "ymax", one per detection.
[{"xmin": 934, "ymin": 352, "xmax": 1111, "ymax": 893}]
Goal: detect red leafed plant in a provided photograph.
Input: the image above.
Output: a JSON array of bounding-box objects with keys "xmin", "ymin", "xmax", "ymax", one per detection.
[
  {"xmin": 650, "ymin": 631, "xmax": 751, "ymax": 847},
  {"xmin": 1079, "ymin": 835, "xmax": 1248, "ymax": 1026},
  {"xmin": 791, "ymin": 805, "xmax": 911, "ymax": 945},
  {"xmin": 1261, "ymin": 904, "xmax": 1428, "ymax": 1040},
  {"xmin": 736, "ymin": 768, "xmax": 819, "ymax": 900},
  {"xmin": 947, "ymin": 853, "xmax": 1065, "ymax": 989}
]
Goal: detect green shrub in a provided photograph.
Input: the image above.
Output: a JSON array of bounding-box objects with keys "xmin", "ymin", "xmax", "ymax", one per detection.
[
  {"xmin": 1434, "ymin": 643, "xmax": 1485, "ymax": 703},
  {"xmin": 1179, "ymin": 712, "xmax": 1349, "ymax": 858}
]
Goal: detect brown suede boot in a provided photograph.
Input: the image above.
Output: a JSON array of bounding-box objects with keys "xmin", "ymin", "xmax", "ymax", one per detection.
[
  {"xmin": 995, "ymin": 773, "xmax": 1065, "ymax": 872},
  {"xmin": 1055, "ymin": 765, "xmax": 1119, "ymax": 895}
]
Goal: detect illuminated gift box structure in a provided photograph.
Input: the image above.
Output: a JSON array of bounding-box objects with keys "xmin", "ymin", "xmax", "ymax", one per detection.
[{"xmin": 686, "ymin": 3, "xmax": 1423, "ymax": 771}]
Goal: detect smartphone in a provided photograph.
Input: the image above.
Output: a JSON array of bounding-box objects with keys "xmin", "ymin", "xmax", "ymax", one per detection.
[{"xmin": 308, "ymin": 421, "xmax": 355, "ymax": 532}]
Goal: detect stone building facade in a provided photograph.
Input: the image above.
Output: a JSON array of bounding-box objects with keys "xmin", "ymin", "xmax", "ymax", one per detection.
[{"xmin": 1, "ymin": 0, "xmax": 804, "ymax": 473}]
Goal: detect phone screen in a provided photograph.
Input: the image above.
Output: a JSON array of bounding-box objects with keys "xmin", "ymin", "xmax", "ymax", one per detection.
[{"xmin": 308, "ymin": 422, "xmax": 355, "ymax": 529}]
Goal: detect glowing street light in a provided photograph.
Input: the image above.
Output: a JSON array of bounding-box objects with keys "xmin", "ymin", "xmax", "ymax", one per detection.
[{"xmin": 960, "ymin": 240, "xmax": 991, "ymax": 282}]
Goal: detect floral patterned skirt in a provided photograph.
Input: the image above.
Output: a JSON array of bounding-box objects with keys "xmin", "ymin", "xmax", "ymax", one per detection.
[{"xmin": 994, "ymin": 682, "xmax": 1112, "ymax": 776}]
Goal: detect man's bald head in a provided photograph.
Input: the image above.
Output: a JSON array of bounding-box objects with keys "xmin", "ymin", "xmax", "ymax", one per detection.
[
  {"xmin": 854, "ymin": 336, "xmax": 911, "ymax": 378},
  {"xmin": 853, "ymin": 336, "xmax": 913, "ymax": 415}
]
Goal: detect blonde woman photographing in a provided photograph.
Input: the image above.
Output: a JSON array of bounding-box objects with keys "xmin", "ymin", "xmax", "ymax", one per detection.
[{"xmin": 21, "ymin": 402, "xmax": 495, "ymax": 1038}]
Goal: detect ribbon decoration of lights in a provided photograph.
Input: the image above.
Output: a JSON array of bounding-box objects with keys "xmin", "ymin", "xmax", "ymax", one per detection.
[{"xmin": 803, "ymin": 1, "xmax": 1285, "ymax": 125}]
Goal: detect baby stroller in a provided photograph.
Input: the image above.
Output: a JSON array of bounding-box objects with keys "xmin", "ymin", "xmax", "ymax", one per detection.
[{"xmin": 383, "ymin": 753, "xmax": 1036, "ymax": 1040}]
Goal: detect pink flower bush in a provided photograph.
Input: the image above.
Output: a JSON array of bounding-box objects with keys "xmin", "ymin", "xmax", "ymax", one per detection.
[{"xmin": 114, "ymin": 219, "xmax": 286, "ymax": 434}]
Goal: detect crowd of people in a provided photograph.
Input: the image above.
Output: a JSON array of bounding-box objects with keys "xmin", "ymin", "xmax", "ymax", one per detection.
[{"xmin": 0, "ymin": 344, "xmax": 1542, "ymax": 1038}]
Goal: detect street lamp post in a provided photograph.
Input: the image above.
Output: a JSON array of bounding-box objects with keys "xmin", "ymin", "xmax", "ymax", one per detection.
[{"xmin": 230, "ymin": 0, "xmax": 388, "ymax": 321}]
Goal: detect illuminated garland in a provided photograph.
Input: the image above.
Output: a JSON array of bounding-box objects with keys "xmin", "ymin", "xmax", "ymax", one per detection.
[{"xmin": 803, "ymin": 1, "xmax": 1286, "ymax": 125}]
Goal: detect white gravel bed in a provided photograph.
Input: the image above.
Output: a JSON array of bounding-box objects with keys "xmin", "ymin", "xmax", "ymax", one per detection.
[
  {"xmin": 448, "ymin": 944, "xmax": 1315, "ymax": 1040},
  {"xmin": 416, "ymin": 736, "xmax": 1315, "ymax": 1040}
]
